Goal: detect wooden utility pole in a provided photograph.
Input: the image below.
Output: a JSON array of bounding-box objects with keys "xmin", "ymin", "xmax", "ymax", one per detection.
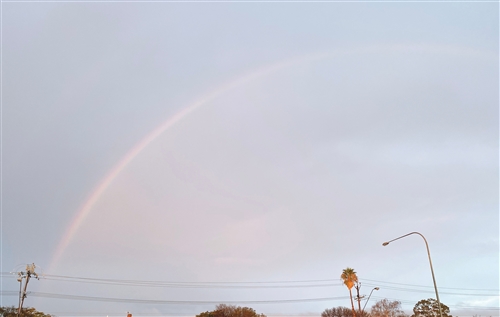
[
  {"xmin": 354, "ymin": 282, "xmax": 364, "ymax": 317},
  {"xmin": 17, "ymin": 263, "xmax": 39, "ymax": 317}
]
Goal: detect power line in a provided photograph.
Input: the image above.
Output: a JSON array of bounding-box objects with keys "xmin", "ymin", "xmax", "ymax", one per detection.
[
  {"xmin": 42, "ymin": 274, "xmax": 343, "ymax": 286},
  {"xmin": 2, "ymin": 272, "xmax": 497, "ymax": 297},
  {"xmin": 36, "ymin": 275, "xmax": 344, "ymax": 289},
  {"xmin": 368, "ymin": 295, "xmax": 500, "ymax": 311},
  {"xmin": 362, "ymin": 279, "xmax": 499, "ymax": 292},
  {"xmin": 361, "ymin": 285, "xmax": 498, "ymax": 297},
  {"xmin": 0, "ymin": 291, "xmax": 350, "ymax": 304},
  {"xmin": 1, "ymin": 273, "xmax": 343, "ymax": 287},
  {"xmin": 1, "ymin": 291, "xmax": 497, "ymax": 316},
  {"xmin": 1, "ymin": 273, "xmax": 339, "ymax": 284},
  {"xmin": 2, "ymin": 291, "xmax": 498, "ymax": 310}
]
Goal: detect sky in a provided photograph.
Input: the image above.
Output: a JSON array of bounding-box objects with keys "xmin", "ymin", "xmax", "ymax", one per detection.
[{"xmin": 0, "ymin": 2, "xmax": 498, "ymax": 317}]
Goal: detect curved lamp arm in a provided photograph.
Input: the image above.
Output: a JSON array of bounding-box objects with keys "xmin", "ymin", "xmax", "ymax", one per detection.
[
  {"xmin": 383, "ymin": 232, "xmax": 443, "ymax": 317},
  {"xmin": 362, "ymin": 287, "xmax": 379, "ymax": 313}
]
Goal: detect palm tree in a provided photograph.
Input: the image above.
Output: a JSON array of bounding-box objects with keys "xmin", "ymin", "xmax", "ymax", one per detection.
[{"xmin": 341, "ymin": 267, "xmax": 358, "ymax": 317}]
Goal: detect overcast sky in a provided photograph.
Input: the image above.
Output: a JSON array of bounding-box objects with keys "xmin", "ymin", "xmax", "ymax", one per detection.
[{"xmin": 1, "ymin": 2, "xmax": 498, "ymax": 317}]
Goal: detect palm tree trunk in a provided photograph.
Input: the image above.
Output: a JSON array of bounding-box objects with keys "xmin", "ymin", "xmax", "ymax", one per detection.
[{"xmin": 349, "ymin": 289, "xmax": 356, "ymax": 317}]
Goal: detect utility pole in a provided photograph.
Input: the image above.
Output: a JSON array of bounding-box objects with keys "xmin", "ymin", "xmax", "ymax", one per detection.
[
  {"xmin": 17, "ymin": 263, "xmax": 39, "ymax": 317},
  {"xmin": 17, "ymin": 273, "xmax": 23, "ymax": 313},
  {"xmin": 354, "ymin": 282, "xmax": 364, "ymax": 317}
]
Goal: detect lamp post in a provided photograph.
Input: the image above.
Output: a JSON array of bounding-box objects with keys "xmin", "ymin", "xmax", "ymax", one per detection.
[
  {"xmin": 382, "ymin": 232, "xmax": 443, "ymax": 317},
  {"xmin": 362, "ymin": 287, "xmax": 379, "ymax": 313}
]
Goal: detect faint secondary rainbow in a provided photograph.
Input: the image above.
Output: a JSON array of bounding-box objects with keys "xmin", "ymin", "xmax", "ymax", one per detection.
[{"xmin": 49, "ymin": 44, "xmax": 489, "ymax": 273}]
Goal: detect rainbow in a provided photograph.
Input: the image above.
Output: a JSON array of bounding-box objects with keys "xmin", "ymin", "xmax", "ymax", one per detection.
[
  {"xmin": 48, "ymin": 50, "xmax": 336, "ymax": 272},
  {"xmin": 48, "ymin": 44, "xmax": 490, "ymax": 273}
]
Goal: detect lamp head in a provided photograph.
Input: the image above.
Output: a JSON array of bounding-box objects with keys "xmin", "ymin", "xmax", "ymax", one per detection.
[
  {"xmin": 382, "ymin": 242, "xmax": 389, "ymax": 246},
  {"xmin": 374, "ymin": 287, "xmax": 379, "ymax": 290}
]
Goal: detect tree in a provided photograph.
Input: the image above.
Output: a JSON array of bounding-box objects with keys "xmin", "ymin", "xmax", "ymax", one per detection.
[
  {"xmin": 411, "ymin": 299, "xmax": 452, "ymax": 317},
  {"xmin": 341, "ymin": 268, "xmax": 359, "ymax": 317},
  {"xmin": 196, "ymin": 304, "xmax": 266, "ymax": 317},
  {"xmin": 0, "ymin": 307, "xmax": 53, "ymax": 317},
  {"xmin": 370, "ymin": 299, "xmax": 408, "ymax": 317},
  {"xmin": 322, "ymin": 307, "xmax": 355, "ymax": 317}
]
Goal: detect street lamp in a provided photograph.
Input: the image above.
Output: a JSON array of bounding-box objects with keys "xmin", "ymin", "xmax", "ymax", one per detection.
[
  {"xmin": 362, "ymin": 287, "xmax": 379, "ymax": 313},
  {"xmin": 382, "ymin": 232, "xmax": 443, "ymax": 317}
]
